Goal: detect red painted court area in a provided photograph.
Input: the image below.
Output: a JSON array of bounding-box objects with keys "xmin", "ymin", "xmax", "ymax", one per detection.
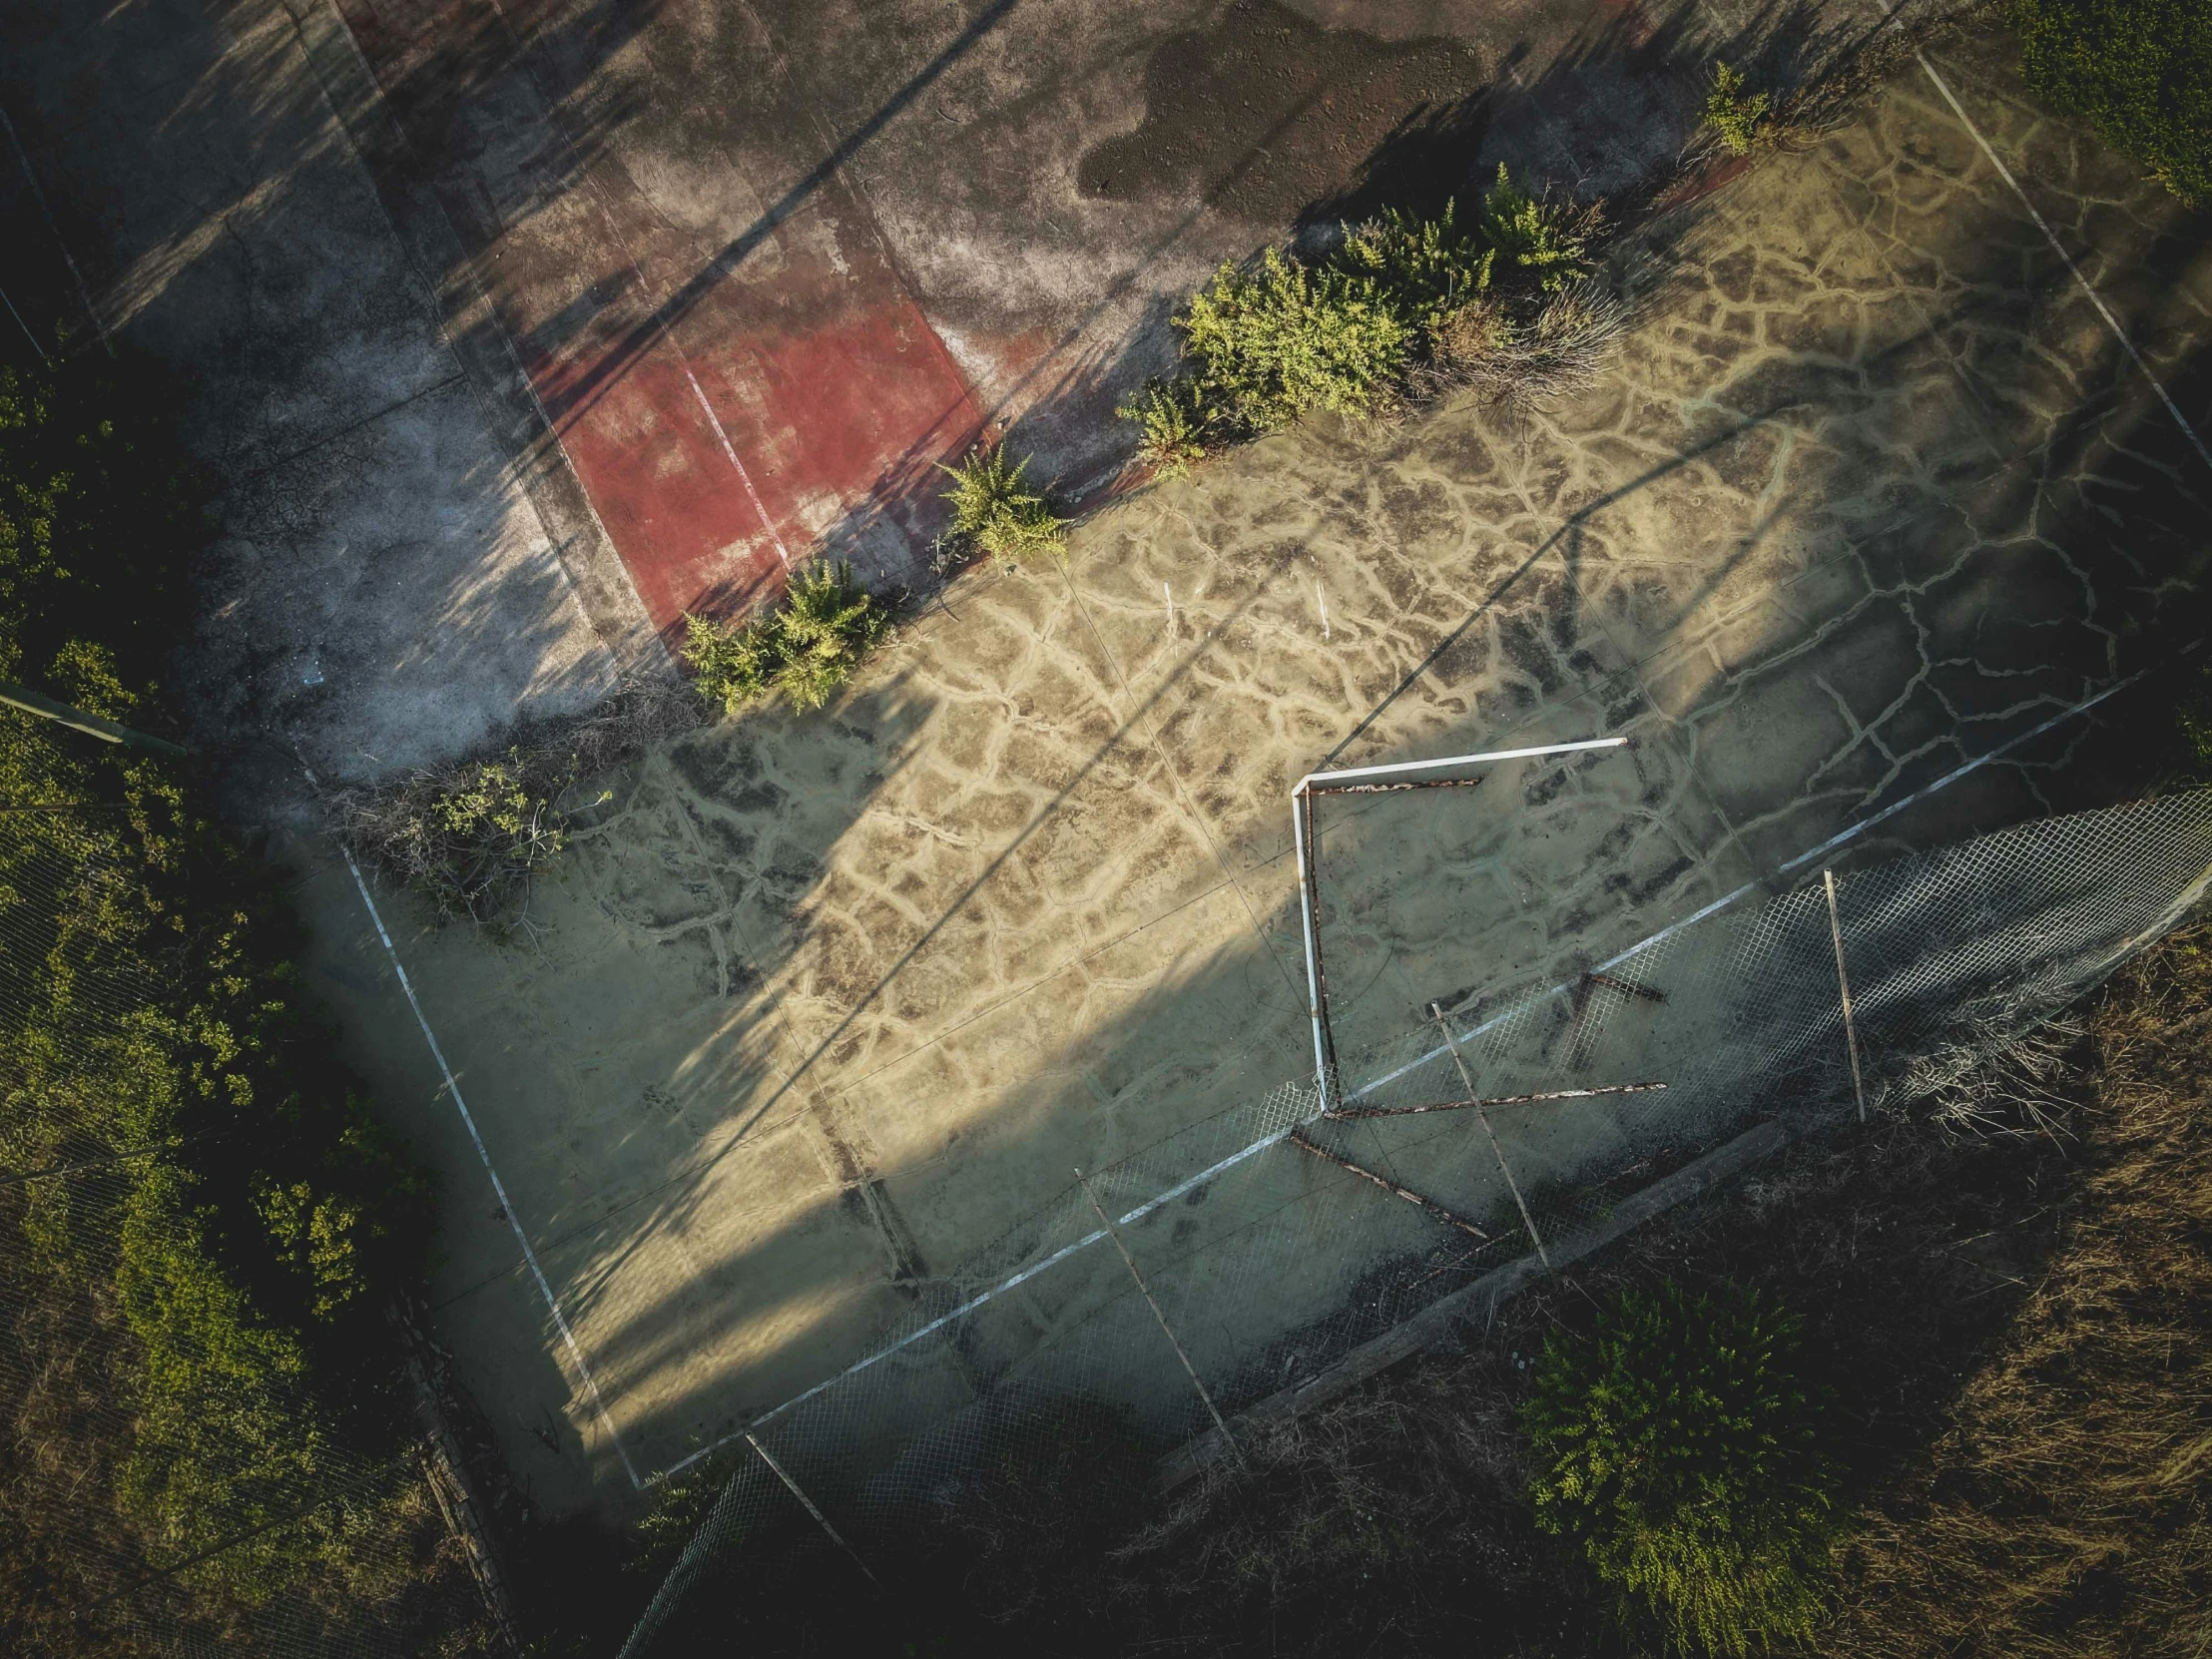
[{"xmin": 332, "ymin": 0, "xmax": 985, "ymax": 634}]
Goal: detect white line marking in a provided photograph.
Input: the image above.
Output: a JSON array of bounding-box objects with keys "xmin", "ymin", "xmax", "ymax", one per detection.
[
  {"xmin": 1912, "ymin": 51, "xmax": 2212, "ymax": 475},
  {"xmin": 1317, "ymin": 581, "xmax": 1331, "ymax": 640},
  {"xmin": 684, "ymin": 365, "xmax": 792, "ymax": 568},
  {"xmin": 338, "ymin": 846, "xmax": 642, "ymax": 1488},
  {"xmin": 1164, "ymin": 581, "xmax": 1174, "ymax": 632}
]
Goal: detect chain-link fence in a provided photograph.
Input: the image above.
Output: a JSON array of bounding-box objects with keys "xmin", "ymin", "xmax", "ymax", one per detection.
[
  {"xmin": 619, "ymin": 785, "xmax": 2212, "ymax": 1655},
  {"xmin": 0, "ymin": 807, "xmax": 498, "ymax": 1657}
]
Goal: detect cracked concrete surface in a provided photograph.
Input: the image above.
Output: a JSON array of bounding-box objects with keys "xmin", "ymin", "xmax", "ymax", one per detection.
[{"xmin": 276, "ymin": 21, "xmax": 2212, "ymax": 1517}]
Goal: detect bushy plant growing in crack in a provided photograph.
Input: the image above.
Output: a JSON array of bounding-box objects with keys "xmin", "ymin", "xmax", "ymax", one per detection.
[
  {"xmin": 1704, "ymin": 62, "xmax": 1777, "ymax": 157},
  {"xmin": 683, "ymin": 559, "xmax": 893, "ymax": 716},
  {"xmin": 936, "ymin": 442, "xmax": 1068, "ymax": 565}
]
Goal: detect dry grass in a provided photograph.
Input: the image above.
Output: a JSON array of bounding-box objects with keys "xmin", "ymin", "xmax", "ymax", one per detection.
[
  {"xmin": 1826, "ymin": 927, "xmax": 2212, "ymax": 1658},
  {"xmin": 328, "ymin": 673, "xmax": 700, "ymax": 928}
]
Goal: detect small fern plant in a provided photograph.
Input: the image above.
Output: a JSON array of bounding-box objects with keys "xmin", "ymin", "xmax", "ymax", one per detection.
[
  {"xmin": 1177, "ymin": 247, "xmax": 1413, "ymax": 428},
  {"xmin": 1480, "ymin": 165, "xmax": 1590, "ymax": 293},
  {"xmin": 770, "ymin": 559, "xmax": 893, "ymax": 711},
  {"xmin": 1705, "ymin": 63, "xmax": 1774, "ymax": 157},
  {"xmin": 1336, "ymin": 198, "xmax": 1496, "ymax": 329},
  {"xmin": 938, "ymin": 443, "xmax": 1067, "ymax": 564},
  {"xmin": 1523, "ymin": 1280, "xmax": 1838, "ymax": 1657},
  {"xmin": 1117, "ymin": 377, "xmax": 1213, "ymax": 479},
  {"xmin": 682, "ymin": 560, "xmax": 891, "ymax": 715}
]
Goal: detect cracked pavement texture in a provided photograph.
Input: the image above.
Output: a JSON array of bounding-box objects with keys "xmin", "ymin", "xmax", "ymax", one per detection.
[{"xmin": 291, "ymin": 25, "xmax": 2211, "ymax": 1513}]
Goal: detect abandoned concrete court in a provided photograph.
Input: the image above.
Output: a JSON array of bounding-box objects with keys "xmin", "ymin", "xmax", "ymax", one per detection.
[
  {"xmin": 4, "ymin": 1, "xmax": 2209, "ymax": 1520},
  {"xmin": 289, "ymin": 36, "xmax": 2212, "ymax": 1512}
]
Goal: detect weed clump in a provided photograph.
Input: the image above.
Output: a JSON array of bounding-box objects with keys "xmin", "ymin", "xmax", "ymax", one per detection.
[
  {"xmin": 1126, "ymin": 168, "xmax": 1614, "ymax": 476},
  {"xmin": 333, "ymin": 675, "xmax": 697, "ymax": 928},
  {"xmin": 2012, "ymin": 0, "xmax": 2212, "ymax": 202},
  {"xmin": 1178, "ymin": 246, "xmax": 1416, "ymax": 431},
  {"xmin": 683, "ymin": 560, "xmax": 894, "ymax": 717},
  {"xmin": 1523, "ymin": 1279, "xmax": 1838, "ymax": 1656},
  {"xmin": 1704, "ymin": 63, "xmax": 1776, "ymax": 156},
  {"xmin": 936, "ymin": 443, "xmax": 1068, "ymax": 565},
  {"xmin": 1118, "ymin": 377, "xmax": 1213, "ymax": 478}
]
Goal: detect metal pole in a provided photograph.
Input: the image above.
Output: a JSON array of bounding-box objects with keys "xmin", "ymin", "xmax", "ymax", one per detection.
[
  {"xmin": 1291, "ymin": 787, "xmax": 1337, "ymax": 1108},
  {"xmin": 1325, "ymin": 1080, "xmax": 1668, "ymax": 1120},
  {"xmin": 1430, "ymin": 1002, "xmax": 1552, "ymax": 1272},
  {"xmin": 1823, "ymin": 868, "xmax": 1868, "ymax": 1123},
  {"xmin": 1288, "ymin": 1129, "xmax": 1492, "ymax": 1240},
  {"xmin": 0, "ymin": 679, "xmax": 189, "ymax": 756},
  {"xmin": 745, "ymin": 1431, "xmax": 878, "ymax": 1587},
  {"xmin": 1306, "ymin": 775, "xmax": 1487, "ymax": 796},
  {"xmin": 1076, "ymin": 1168, "xmax": 1244, "ymax": 1465}
]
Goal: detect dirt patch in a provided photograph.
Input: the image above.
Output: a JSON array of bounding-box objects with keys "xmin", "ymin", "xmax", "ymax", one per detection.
[{"xmin": 1076, "ymin": 0, "xmax": 1490, "ymax": 227}]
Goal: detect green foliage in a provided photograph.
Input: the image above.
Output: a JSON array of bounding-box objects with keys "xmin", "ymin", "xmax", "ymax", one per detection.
[
  {"xmin": 0, "ymin": 350, "xmax": 437, "ymax": 1621},
  {"xmin": 1117, "ymin": 377, "xmax": 1214, "ymax": 479},
  {"xmin": 399, "ymin": 752, "xmax": 571, "ymax": 921},
  {"xmin": 1523, "ymin": 1280, "xmax": 1838, "ymax": 1656},
  {"xmin": 684, "ymin": 559, "xmax": 893, "ymax": 716},
  {"xmin": 936, "ymin": 444, "xmax": 1069, "ymax": 565},
  {"xmin": 2012, "ymin": 0, "xmax": 2212, "ymax": 202},
  {"xmin": 1479, "ymin": 164, "xmax": 1592, "ymax": 293},
  {"xmin": 1337, "ymin": 198, "xmax": 1497, "ymax": 330},
  {"xmin": 1129, "ymin": 180, "xmax": 1605, "ymax": 468},
  {"xmin": 0, "ymin": 354, "xmax": 205, "ymax": 709},
  {"xmin": 1176, "ymin": 247, "xmax": 1414, "ymax": 430},
  {"xmin": 1705, "ymin": 63, "xmax": 1776, "ymax": 157}
]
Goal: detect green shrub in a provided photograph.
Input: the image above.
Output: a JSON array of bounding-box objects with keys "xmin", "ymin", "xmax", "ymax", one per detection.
[
  {"xmin": 1127, "ymin": 183, "xmax": 1614, "ymax": 468},
  {"xmin": 1337, "ymin": 199, "xmax": 1498, "ymax": 331},
  {"xmin": 1704, "ymin": 63, "xmax": 1775, "ymax": 157},
  {"xmin": 2012, "ymin": 0, "xmax": 2212, "ymax": 202},
  {"xmin": 1, "ymin": 350, "xmax": 441, "ymax": 1624},
  {"xmin": 384, "ymin": 750, "xmax": 573, "ymax": 923},
  {"xmin": 1480, "ymin": 164, "xmax": 1592, "ymax": 293},
  {"xmin": 1118, "ymin": 377, "xmax": 1215, "ymax": 478},
  {"xmin": 937, "ymin": 443, "xmax": 1069, "ymax": 564},
  {"xmin": 1177, "ymin": 247, "xmax": 1413, "ymax": 429},
  {"xmin": 1523, "ymin": 1280, "xmax": 1838, "ymax": 1656},
  {"xmin": 684, "ymin": 559, "xmax": 892, "ymax": 716}
]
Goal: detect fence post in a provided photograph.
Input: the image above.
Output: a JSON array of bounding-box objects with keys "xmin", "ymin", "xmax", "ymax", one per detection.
[
  {"xmin": 1430, "ymin": 1003, "xmax": 1552, "ymax": 1273},
  {"xmin": 745, "ymin": 1431, "xmax": 878, "ymax": 1588},
  {"xmin": 1077, "ymin": 1169, "xmax": 1246, "ymax": 1466},
  {"xmin": 1823, "ymin": 868, "xmax": 1869, "ymax": 1123}
]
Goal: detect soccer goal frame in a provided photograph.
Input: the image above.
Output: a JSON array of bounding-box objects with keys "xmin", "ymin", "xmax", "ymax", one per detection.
[{"xmin": 1290, "ymin": 736, "xmax": 1629, "ymax": 1108}]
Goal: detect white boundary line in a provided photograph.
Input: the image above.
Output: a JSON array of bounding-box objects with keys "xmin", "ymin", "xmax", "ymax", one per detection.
[
  {"xmin": 338, "ymin": 846, "xmax": 643, "ymax": 1488},
  {"xmin": 1910, "ymin": 51, "xmax": 2212, "ymax": 476}
]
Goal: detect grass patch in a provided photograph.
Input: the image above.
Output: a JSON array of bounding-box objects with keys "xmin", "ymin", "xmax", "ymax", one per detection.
[
  {"xmin": 2012, "ymin": 0, "xmax": 2212, "ymax": 202},
  {"xmin": 1524, "ymin": 1281, "xmax": 1838, "ymax": 1655},
  {"xmin": 936, "ymin": 444, "xmax": 1068, "ymax": 566},
  {"xmin": 1125, "ymin": 168, "xmax": 1617, "ymax": 475}
]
